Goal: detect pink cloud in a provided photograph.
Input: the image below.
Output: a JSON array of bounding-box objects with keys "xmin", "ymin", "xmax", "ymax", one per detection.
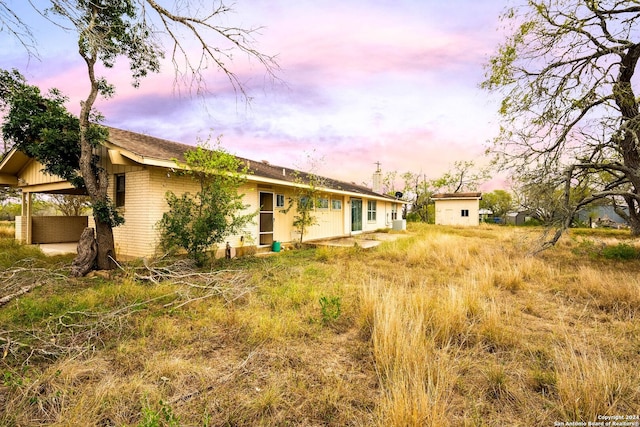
[{"xmin": 0, "ymin": 0, "xmax": 509, "ymax": 194}]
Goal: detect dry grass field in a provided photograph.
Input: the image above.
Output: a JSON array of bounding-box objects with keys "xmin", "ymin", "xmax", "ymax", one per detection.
[
  {"xmin": 0, "ymin": 223, "xmax": 639, "ymax": 426},
  {"xmin": 0, "ymin": 220, "xmax": 14, "ymax": 239}
]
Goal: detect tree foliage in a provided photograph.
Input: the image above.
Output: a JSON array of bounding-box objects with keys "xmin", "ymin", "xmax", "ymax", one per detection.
[
  {"xmin": 50, "ymin": 195, "xmax": 92, "ymax": 216},
  {"xmin": 0, "ymin": 69, "xmax": 106, "ymax": 188},
  {"xmin": 431, "ymin": 161, "xmax": 488, "ymax": 194},
  {"xmin": 399, "ymin": 172, "xmax": 433, "ymax": 223},
  {"xmin": 480, "ymin": 190, "xmax": 513, "ymax": 221},
  {"xmin": 157, "ymin": 140, "xmax": 255, "ymax": 266},
  {"xmin": 1, "ymin": 1, "xmax": 277, "ymax": 272},
  {"xmin": 282, "ymin": 164, "xmax": 326, "ymax": 244},
  {"xmin": 483, "ymin": 0, "xmax": 640, "ymax": 243}
]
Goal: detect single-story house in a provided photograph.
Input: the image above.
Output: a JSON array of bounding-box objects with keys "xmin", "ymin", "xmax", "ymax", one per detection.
[
  {"xmin": 432, "ymin": 192, "xmax": 482, "ymax": 226},
  {"xmin": 0, "ymin": 127, "xmax": 405, "ymax": 258}
]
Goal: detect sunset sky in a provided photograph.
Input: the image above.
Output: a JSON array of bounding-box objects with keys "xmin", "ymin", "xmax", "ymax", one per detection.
[{"xmin": 0, "ymin": 0, "xmax": 509, "ymax": 190}]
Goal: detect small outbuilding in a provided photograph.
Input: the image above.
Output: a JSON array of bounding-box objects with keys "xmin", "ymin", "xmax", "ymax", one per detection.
[
  {"xmin": 505, "ymin": 211, "xmax": 528, "ymax": 226},
  {"xmin": 433, "ymin": 192, "xmax": 482, "ymax": 226}
]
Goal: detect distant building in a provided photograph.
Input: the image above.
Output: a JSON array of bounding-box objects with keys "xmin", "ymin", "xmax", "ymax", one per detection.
[
  {"xmin": 433, "ymin": 192, "xmax": 482, "ymax": 226},
  {"xmin": 577, "ymin": 205, "xmax": 627, "ymax": 227},
  {"xmin": 506, "ymin": 211, "xmax": 528, "ymax": 226},
  {"xmin": 479, "ymin": 208, "xmax": 493, "ymax": 222}
]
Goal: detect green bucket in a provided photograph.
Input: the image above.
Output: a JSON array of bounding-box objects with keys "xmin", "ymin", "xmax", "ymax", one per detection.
[{"xmin": 272, "ymin": 241, "xmax": 281, "ymax": 252}]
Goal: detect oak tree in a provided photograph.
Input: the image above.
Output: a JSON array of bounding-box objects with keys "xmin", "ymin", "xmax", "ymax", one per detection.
[
  {"xmin": 483, "ymin": 0, "xmax": 640, "ymax": 244},
  {"xmin": 0, "ymin": 1, "xmax": 277, "ymax": 272}
]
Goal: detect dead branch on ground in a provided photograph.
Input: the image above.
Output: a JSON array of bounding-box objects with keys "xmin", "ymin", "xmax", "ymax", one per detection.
[
  {"xmin": 2, "ymin": 257, "xmax": 255, "ymax": 364},
  {"xmin": 0, "ymin": 260, "xmax": 69, "ymax": 307},
  {"xmin": 121, "ymin": 256, "xmax": 256, "ymax": 306}
]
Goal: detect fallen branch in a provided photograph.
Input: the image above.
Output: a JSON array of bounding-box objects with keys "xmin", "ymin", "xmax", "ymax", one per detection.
[
  {"xmin": 1, "ymin": 256, "xmax": 256, "ymax": 363},
  {"xmin": 0, "ymin": 261, "xmax": 69, "ymax": 307},
  {"xmin": 0, "ymin": 285, "xmax": 39, "ymax": 307},
  {"xmin": 0, "ymin": 291, "xmax": 179, "ymax": 363},
  {"xmin": 129, "ymin": 256, "xmax": 255, "ymax": 305}
]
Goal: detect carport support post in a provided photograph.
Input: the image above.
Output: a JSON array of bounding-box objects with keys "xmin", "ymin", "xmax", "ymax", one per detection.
[{"xmin": 21, "ymin": 191, "xmax": 32, "ymax": 245}]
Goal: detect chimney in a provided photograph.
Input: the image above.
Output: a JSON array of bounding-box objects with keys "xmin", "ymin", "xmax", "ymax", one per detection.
[{"xmin": 372, "ymin": 161, "xmax": 382, "ymax": 193}]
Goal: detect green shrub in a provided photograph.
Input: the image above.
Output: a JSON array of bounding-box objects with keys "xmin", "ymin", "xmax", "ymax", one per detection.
[
  {"xmin": 157, "ymin": 141, "xmax": 255, "ymax": 267},
  {"xmin": 319, "ymin": 295, "xmax": 341, "ymax": 324},
  {"xmin": 601, "ymin": 243, "xmax": 638, "ymax": 260}
]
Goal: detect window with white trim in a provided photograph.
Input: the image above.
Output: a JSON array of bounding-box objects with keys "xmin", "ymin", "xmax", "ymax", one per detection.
[
  {"xmin": 367, "ymin": 200, "xmax": 377, "ymax": 221},
  {"xmin": 317, "ymin": 197, "xmax": 329, "ymax": 209}
]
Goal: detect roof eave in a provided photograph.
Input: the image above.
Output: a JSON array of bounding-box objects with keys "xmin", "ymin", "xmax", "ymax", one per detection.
[
  {"xmin": 102, "ymin": 139, "xmax": 407, "ymax": 203},
  {"xmin": 245, "ymin": 174, "xmax": 405, "ymax": 202},
  {"xmin": 103, "ymin": 142, "xmax": 181, "ymax": 169},
  {"xmin": 0, "ymin": 149, "xmax": 31, "ymax": 177}
]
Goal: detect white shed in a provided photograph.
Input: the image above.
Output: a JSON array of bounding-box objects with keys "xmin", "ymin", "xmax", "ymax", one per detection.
[{"xmin": 433, "ymin": 192, "xmax": 482, "ymax": 226}]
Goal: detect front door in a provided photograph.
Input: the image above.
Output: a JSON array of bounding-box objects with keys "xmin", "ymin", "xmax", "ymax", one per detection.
[
  {"xmin": 259, "ymin": 192, "xmax": 274, "ymax": 245},
  {"xmin": 351, "ymin": 198, "xmax": 362, "ymax": 232}
]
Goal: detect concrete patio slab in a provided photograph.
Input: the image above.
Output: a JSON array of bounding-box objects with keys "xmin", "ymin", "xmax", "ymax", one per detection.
[
  {"xmin": 310, "ymin": 232, "xmax": 410, "ymax": 249},
  {"xmin": 38, "ymin": 243, "xmax": 78, "ymax": 256}
]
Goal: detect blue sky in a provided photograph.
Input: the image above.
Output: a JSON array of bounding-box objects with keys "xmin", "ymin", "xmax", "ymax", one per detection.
[{"xmin": 0, "ymin": 0, "xmax": 509, "ymax": 189}]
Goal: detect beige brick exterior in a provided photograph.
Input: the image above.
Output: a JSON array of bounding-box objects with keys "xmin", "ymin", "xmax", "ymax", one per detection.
[
  {"xmin": 4, "ymin": 143, "xmax": 405, "ymax": 258},
  {"xmin": 111, "ymin": 168, "xmax": 261, "ymax": 258},
  {"xmin": 31, "ymin": 216, "xmax": 88, "ymax": 243}
]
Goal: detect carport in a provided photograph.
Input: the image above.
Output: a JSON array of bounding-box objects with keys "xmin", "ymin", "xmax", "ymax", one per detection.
[{"xmin": 0, "ymin": 149, "xmax": 89, "ymax": 246}]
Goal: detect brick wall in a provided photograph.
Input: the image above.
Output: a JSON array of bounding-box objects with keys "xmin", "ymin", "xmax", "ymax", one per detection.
[{"xmin": 31, "ymin": 216, "xmax": 88, "ymax": 243}]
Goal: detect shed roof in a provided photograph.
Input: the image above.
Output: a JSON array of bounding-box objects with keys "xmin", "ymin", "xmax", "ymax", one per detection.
[{"xmin": 432, "ymin": 192, "xmax": 482, "ymax": 200}]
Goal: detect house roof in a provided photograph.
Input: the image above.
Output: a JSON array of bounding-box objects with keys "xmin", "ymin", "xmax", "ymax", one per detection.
[
  {"xmin": 432, "ymin": 192, "xmax": 482, "ymax": 200},
  {"xmin": 0, "ymin": 150, "xmax": 28, "ymax": 185},
  {"xmin": 1, "ymin": 126, "xmax": 402, "ymax": 202}
]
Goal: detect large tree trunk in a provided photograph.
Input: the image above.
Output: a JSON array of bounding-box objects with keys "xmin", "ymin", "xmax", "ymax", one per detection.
[
  {"xmin": 95, "ymin": 219, "xmax": 116, "ymax": 270},
  {"xmin": 613, "ymin": 46, "xmax": 640, "ymax": 235},
  {"xmin": 71, "ymin": 227, "xmax": 98, "ymax": 277},
  {"xmin": 75, "ymin": 11, "xmax": 119, "ymax": 275},
  {"xmin": 623, "ymin": 196, "xmax": 640, "ymax": 236}
]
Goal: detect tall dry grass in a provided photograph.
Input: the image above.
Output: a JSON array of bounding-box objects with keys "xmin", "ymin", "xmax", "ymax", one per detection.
[
  {"xmin": 361, "ymin": 224, "xmax": 639, "ymax": 425},
  {"xmin": 0, "ymin": 221, "xmax": 14, "ymax": 239},
  {"xmin": 1, "ymin": 224, "xmax": 639, "ymax": 425},
  {"xmin": 367, "ymin": 281, "xmax": 459, "ymax": 426}
]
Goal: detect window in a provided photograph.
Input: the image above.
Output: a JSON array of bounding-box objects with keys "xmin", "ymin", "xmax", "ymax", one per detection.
[
  {"xmin": 367, "ymin": 200, "xmax": 377, "ymax": 221},
  {"xmin": 461, "ymin": 209, "xmax": 469, "ymax": 217},
  {"xmin": 299, "ymin": 196, "xmax": 313, "ymax": 209},
  {"xmin": 331, "ymin": 199, "xmax": 342, "ymax": 210},
  {"xmin": 391, "ymin": 204, "xmax": 398, "ymax": 220},
  {"xmin": 317, "ymin": 197, "xmax": 329, "ymax": 209},
  {"xmin": 276, "ymin": 194, "xmax": 285, "ymax": 208},
  {"xmin": 115, "ymin": 174, "xmax": 125, "ymax": 207}
]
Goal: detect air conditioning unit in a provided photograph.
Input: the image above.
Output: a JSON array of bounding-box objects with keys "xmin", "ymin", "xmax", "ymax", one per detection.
[{"xmin": 392, "ymin": 219, "xmax": 406, "ymax": 231}]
